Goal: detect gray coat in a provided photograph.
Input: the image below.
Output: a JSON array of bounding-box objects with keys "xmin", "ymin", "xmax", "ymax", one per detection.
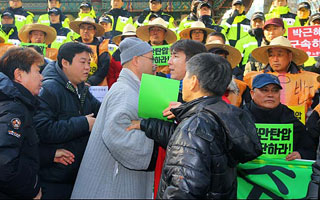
[{"xmin": 71, "ymin": 68, "xmax": 154, "ymax": 199}]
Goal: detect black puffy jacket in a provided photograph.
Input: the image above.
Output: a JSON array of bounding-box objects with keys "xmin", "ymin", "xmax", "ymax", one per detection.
[
  {"xmin": 0, "ymin": 73, "xmax": 40, "ymax": 199},
  {"xmin": 142, "ymin": 96, "xmax": 262, "ymax": 199},
  {"xmin": 33, "ymin": 62, "xmax": 101, "ymax": 184}
]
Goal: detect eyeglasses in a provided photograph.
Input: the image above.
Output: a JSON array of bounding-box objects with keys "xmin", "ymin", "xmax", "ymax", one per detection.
[
  {"xmin": 191, "ymin": 30, "xmax": 205, "ymax": 35},
  {"xmin": 140, "ymin": 55, "xmax": 154, "ymax": 63},
  {"xmin": 79, "ymin": 25, "xmax": 95, "ymax": 31}
]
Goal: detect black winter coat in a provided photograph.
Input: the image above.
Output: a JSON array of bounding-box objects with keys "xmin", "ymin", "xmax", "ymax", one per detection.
[
  {"xmin": 142, "ymin": 96, "xmax": 261, "ymax": 199},
  {"xmin": 0, "ymin": 73, "xmax": 40, "ymax": 199},
  {"xmin": 244, "ymin": 101, "xmax": 316, "ymax": 160},
  {"xmin": 33, "ymin": 62, "xmax": 101, "ymax": 184}
]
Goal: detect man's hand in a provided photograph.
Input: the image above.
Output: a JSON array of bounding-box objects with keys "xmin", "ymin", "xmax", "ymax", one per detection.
[
  {"xmin": 54, "ymin": 149, "xmax": 75, "ymax": 166},
  {"xmin": 162, "ymin": 102, "xmax": 182, "ymax": 119},
  {"xmin": 126, "ymin": 120, "xmax": 141, "ymax": 131},
  {"xmin": 286, "ymin": 151, "xmax": 301, "ymax": 161},
  {"xmin": 33, "ymin": 188, "xmax": 41, "ymax": 199},
  {"xmin": 86, "ymin": 113, "xmax": 96, "ymax": 131}
]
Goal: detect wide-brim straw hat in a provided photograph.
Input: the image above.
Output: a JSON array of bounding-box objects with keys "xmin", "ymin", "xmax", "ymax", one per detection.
[
  {"xmin": 18, "ymin": 23, "xmax": 57, "ymax": 45},
  {"xmin": 205, "ymin": 40, "xmax": 242, "ymax": 68},
  {"xmin": 112, "ymin": 24, "xmax": 137, "ymax": 45},
  {"xmin": 70, "ymin": 16, "xmax": 105, "ymax": 37},
  {"xmin": 179, "ymin": 21, "xmax": 214, "ymax": 39},
  {"xmin": 136, "ymin": 17, "xmax": 177, "ymax": 44},
  {"xmin": 252, "ymin": 36, "xmax": 308, "ymax": 66}
]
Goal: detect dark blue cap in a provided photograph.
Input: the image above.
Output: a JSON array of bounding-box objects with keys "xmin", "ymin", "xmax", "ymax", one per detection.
[{"xmin": 252, "ymin": 74, "xmax": 282, "ymax": 89}]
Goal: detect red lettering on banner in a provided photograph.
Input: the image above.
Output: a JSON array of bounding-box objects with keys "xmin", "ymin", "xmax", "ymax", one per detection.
[{"xmin": 288, "ymin": 26, "xmax": 320, "ymax": 57}]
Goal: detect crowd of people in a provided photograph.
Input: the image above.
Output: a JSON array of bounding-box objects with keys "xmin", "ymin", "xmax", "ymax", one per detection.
[{"xmin": 0, "ymin": 0, "xmax": 320, "ymax": 199}]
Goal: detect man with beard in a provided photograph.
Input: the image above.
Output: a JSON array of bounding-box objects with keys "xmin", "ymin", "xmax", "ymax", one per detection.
[
  {"xmin": 235, "ymin": 12, "xmax": 265, "ymax": 78},
  {"xmin": 0, "ymin": 10, "xmax": 20, "ymax": 45}
]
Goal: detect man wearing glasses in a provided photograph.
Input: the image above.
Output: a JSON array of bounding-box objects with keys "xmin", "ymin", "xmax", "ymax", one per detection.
[
  {"xmin": 72, "ymin": 37, "xmax": 157, "ymax": 199},
  {"xmin": 70, "ymin": 16, "xmax": 111, "ymax": 86}
]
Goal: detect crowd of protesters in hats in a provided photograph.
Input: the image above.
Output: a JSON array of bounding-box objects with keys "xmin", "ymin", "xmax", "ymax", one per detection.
[{"xmin": 1, "ymin": 0, "xmax": 320, "ymax": 199}]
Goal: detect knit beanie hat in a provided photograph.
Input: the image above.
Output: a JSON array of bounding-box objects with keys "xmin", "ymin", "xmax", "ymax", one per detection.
[{"xmin": 119, "ymin": 37, "xmax": 152, "ymax": 65}]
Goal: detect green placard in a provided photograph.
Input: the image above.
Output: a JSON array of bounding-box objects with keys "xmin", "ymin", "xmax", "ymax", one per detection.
[
  {"xmin": 20, "ymin": 42, "xmax": 47, "ymax": 57},
  {"xmin": 138, "ymin": 74, "xmax": 180, "ymax": 121},
  {"xmin": 237, "ymin": 158, "xmax": 314, "ymax": 199},
  {"xmin": 152, "ymin": 45, "xmax": 171, "ymax": 66},
  {"xmin": 255, "ymin": 124, "xmax": 293, "ymax": 159}
]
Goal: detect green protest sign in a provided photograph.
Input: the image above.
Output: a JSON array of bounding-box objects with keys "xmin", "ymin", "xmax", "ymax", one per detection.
[
  {"xmin": 237, "ymin": 158, "xmax": 314, "ymax": 199},
  {"xmin": 255, "ymin": 124, "xmax": 293, "ymax": 159},
  {"xmin": 20, "ymin": 42, "xmax": 47, "ymax": 56},
  {"xmin": 152, "ymin": 45, "xmax": 171, "ymax": 66},
  {"xmin": 138, "ymin": 74, "xmax": 180, "ymax": 121}
]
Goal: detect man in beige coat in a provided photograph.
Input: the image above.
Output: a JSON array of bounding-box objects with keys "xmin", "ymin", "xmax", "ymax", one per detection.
[{"xmin": 71, "ymin": 37, "xmax": 157, "ymax": 198}]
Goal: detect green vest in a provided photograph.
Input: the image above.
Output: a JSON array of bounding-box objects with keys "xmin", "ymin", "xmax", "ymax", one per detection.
[
  {"xmin": 105, "ymin": 14, "xmax": 133, "ymax": 33},
  {"xmin": 134, "ymin": 12, "xmax": 176, "ymax": 31},
  {"xmin": 14, "ymin": 11, "xmax": 34, "ymax": 31},
  {"xmin": 177, "ymin": 16, "xmax": 196, "ymax": 34},
  {"xmin": 265, "ymin": 6, "xmax": 300, "ymax": 37},
  {"xmin": 50, "ymin": 31, "xmax": 73, "ymax": 49},
  {"xmin": 37, "ymin": 14, "xmax": 70, "ymax": 28},
  {"xmin": 221, "ymin": 14, "xmax": 251, "ymax": 47},
  {"xmin": 235, "ymin": 34, "xmax": 258, "ymax": 67}
]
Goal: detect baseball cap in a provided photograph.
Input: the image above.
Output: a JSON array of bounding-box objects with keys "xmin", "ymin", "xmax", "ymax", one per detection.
[
  {"xmin": 298, "ymin": 2, "xmax": 311, "ymax": 10},
  {"xmin": 232, "ymin": 0, "xmax": 243, "ymax": 5},
  {"xmin": 252, "ymin": 74, "xmax": 282, "ymax": 89},
  {"xmin": 263, "ymin": 18, "xmax": 284, "ymax": 30},
  {"xmin": 80, "ymin": 2, "xmax": 91, "ymax": 9},
  {"xmin": 310, "ymin": 13, "xmax": 320, "ymax": 22},
  {"xmin": 251, "ymin": 12, "xmax": 265, "ymax": 21},
  {"xmin": 48, "ymin": 7, "xmax": 61, "ymax": 15},
  {"xmin": 2, "ymin": 10, "xmax": 14, "ymax": 18},
  {"xmin": 99, "ymin": 15, "xmax": 112, "ymax": 24},
  {"xmin": 197, "ymin": 1, "xmax": 211, "ymax": 9}
]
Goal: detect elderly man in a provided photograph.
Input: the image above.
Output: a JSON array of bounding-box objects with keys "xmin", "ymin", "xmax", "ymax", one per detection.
[
  {"xmin": 0, "ymin": 10, "xmax": 20, "ymax": 45},
  {"xmin": 38, "ymin": 0, "xmax": 70, "ymax": 28},
  {"xmin": 18, "ymin": 23, "xmax": 57, "ymax": 46},
  {"xmin": 244, "ymin": 18, "xmax": 286, "ymax": 76},
  {"xmin": 70, "ymin": 17, "xmax": 111, "ymax": 86},
  {"xmin": 135, "ymin": 0, "xmax": 175, "ymax": 30},
  {"xmin": 244, "ymin": 73, "xmax": 315, "ymax": 160},
  {"xmin": 33, "ymin": 42, "xmax": 101, "ymax": 199},
  {"xmin": 127, "ymin": 53, "xmax": 262, "ymax": 199},
  {"xmin": 221, "ymin": 0, "xmax": 250, "ymax": 47},
  {"xmin": 71, "ymin": 37, "xmax": 157, "ymax": 199},
  {"xmin": 244, "ymin": 36, "xmax": 320, "ymax": 116},
  {"xmin": 4, "ymin": 0, "xmax": 33, "ymax": 31},
  {"xmin": 136, "ymin": 17, "xmax": 177, "ymax": 74}
]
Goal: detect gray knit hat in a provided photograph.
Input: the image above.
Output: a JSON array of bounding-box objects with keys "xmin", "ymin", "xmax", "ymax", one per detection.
[{"xmin": 119, "ymin": 37, "xmax": 152, "ymax": 65}]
